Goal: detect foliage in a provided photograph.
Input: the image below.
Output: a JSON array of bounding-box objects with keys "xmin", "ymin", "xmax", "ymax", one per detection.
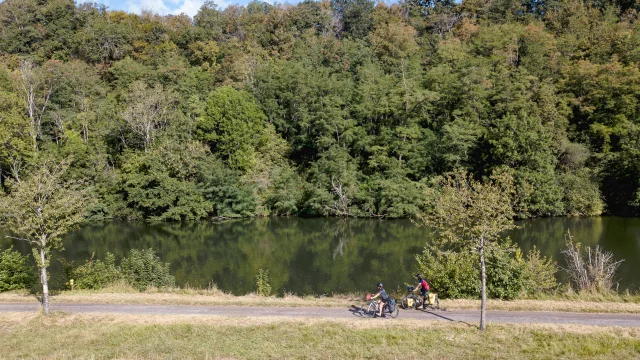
[
  {"xmin": 0, "ymin": 246, "xmax": 35, "ymax": 292},
  {"xmin": 255, "ymin": 268, "xmax": 272, "ymax": 296},
  {"xmin": 416, "ymin": 241, "xmax": 530, "ymax": 301},
  {"xmin": 197, "ymin": 86, "xmax": 272, "ymax": 172},
  {"xmin": 485, "ymin": 241, "xmax": 525, "ymax": 300},
  {"xmin": 0, "ymin": 159, "xmax": 94, "ymax": 314},
  {"xmin": 120, "ymin": 248, "xmax": 175, "ymax": 290},
  {"xmin": 415, "ymin": 247, "xmax": 479, "ymax": 299},
  {"xmin": 62, "ymin": 253, "xmax": 121, "ymax": 290},
  {"xmin": 520, "ymin": 246, "xmax": 559, "ymax": 296},
  {"xmin": 118, "ymin": 148, "xmax": 213, "ymax": 221},
  {"xmin": 0, "ymin": 89, "xmax": 32, "ymax": 182},
  {"xmin": 417, "ymin": 170, "xmax": 517, "ymax": 250},
  {"xmin": 1, "ymin": 0, "xmax": 635, "ymax": 220},
  {"xmin": 417, "ymin": 169, "xmax": 517, "ymax": 329}
]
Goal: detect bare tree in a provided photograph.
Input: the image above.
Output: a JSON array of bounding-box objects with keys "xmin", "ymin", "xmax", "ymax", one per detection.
[
  {"xmin": 122, "ymin": 81, "xmax": 175, "ymax": 151},
  {"xmin": 326, "ymin": 176, "xmax": 352, "ymax": 216},
  {"xmin": 15, "ymin": 60, "xmax": 59, "ymax": 153},
  {"xmin": 430, "ymin": 13, "xmax": 461, "ymax": 36},
  {"xmin": 0, "ymin": 160, "xmax": 94, "ymax": 315},
  {"xmin": 562, "ymin": 231, "xmax": 624, "ymax": 293}
]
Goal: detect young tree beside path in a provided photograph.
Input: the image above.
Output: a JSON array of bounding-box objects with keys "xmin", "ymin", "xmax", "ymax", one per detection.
[
  {"xmin": 0, "ymin": 159, "xmax": 93, "ymax": 315},
  {"xmin": 417, "ymin": 169, "xmax": 517, "ymax": 330}
]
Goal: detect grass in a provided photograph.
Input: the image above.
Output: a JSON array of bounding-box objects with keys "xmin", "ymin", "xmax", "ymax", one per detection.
[
  {"xmin": 0, "ymin": 312, "xmax": 638, "ymax": 359},
  {"xmin": 2, "ymin": 282, "xmax": 640, "ymax": 314}
]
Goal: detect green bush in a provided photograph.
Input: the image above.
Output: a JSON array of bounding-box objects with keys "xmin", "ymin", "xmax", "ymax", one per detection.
[
  {"xmin": 485, "ymin": 242, "xmax": 525, "ymax": 300},
  {"xmin": 0, "ymin": 247, "xmax": 35, "ymax": 292},
  {"xmin": 415, "ymin": 247, "xmax": 479, "ymax": 299},
  {"xmin": 120, "ymin": 248, "xmax": 175, "ymax": 290},
  {"xmin": 558, "ymin": 170, "xmax": 604, "ymax": 216},
  {"xmin": 416, "ymin": 241, "xmax": 532, "ymax": 300},
  {"xmin": 63, "ymin": 253, "xmax": 121, "ymax": 290},
  {"xmin": 520, "ymin": 246, "xmax": 558, "ymax": 296}
]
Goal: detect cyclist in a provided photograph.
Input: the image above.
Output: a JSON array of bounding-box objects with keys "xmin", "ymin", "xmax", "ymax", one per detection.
[
  {"xmin": 413, "ymin": 274, "xmax": 430, "ymax": 309},
  {"xmin": 370, "ymin": 282, "xmax": 389, "ymax": 317}
]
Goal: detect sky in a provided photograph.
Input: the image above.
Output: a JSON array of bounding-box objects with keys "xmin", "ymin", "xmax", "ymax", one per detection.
[{"xmin": 100, "ymin": 0, "xmax": 298, "ymax": 17}]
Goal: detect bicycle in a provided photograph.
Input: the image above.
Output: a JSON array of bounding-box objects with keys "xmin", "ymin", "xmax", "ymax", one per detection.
[
  {"xmin": 353, "ymin": 294, "xmax": 399, "ymax": 318},
  {"xmin": 401, "ymin": 286, "xmax": 439, "ymax": 310}
]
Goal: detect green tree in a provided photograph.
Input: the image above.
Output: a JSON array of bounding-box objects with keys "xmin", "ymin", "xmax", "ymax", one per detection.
[
  {"xmin": 331, "ymin": 0, "xmax": 375, "ymax": 38},
  {"xmin": 0, "ymin": 159, "xmax": 93, "ymax": 315},
  {"xmin": 0, "ymin": 89, "xmax": 32, "ymax": 184},
  {"xmin": 417, "ymin": 170, "xmax": 516, "ymax": 330},
  {"xmin": 118, "ymin": 143, "xmax": 214, "ymax": 221},
  {"xmin": 197, "ymin": 86, "xmax": 274, "ymax": 171}
]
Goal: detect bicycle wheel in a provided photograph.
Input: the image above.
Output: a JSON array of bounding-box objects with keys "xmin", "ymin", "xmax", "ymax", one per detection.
[
  {"xmin": 400, "ymin": 296, "xmax": 410, "ymax": 309},
  {"xmin": 389, "ymin": 306, "xmax": 399, "ymax": 318},
  {"xmin": 366, "ymin": 301, "xmax": 378, "ymax": 317},
  {"xmin": 413, "ymin": 296, "xmax": 422, "ymax": 310}
]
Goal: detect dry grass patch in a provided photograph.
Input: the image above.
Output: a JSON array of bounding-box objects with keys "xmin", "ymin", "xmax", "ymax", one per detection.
[
  {"xmin": 2, "ymin": 287, "xmax": 640, "ymax": 314},
  {"xmin": 0, "ymin": 287, "xmax": 356, "ymax": 308},
  {"xmin": 443, "ymin": 299, "xmax": 640, "ymax": 314},
  {"xmin": 0, "ymin": 312, "xmax": 638, "ymax": 359}
]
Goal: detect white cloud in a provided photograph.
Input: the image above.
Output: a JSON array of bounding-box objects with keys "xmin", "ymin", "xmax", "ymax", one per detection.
[
  {"xmin": 124, "ymin": 0, "xmax": 233, "ymax": 18},
  {"xmin": 171, "ymin": 0, "xmax": 206, "ymax": 17},
  {"xmin": 127, "ymin": 0, "xmax": 172, "ymax": 15}
]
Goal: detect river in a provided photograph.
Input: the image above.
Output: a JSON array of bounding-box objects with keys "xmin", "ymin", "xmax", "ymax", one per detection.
[{"xmin": 1, "ymin": 217, "xmax": 638, "ymax": 294}]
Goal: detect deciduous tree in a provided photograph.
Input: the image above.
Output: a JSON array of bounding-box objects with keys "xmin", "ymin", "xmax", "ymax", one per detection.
[
  {"xmin": 417, "ymin": 170, "xmax": 516, "ymax": 330},
  {"xmin": 0, "ymin": 159, "xmax": 93, "ymax": 315}
]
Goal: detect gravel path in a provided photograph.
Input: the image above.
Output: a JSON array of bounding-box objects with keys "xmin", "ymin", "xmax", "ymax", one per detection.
[{"xmin": 1, "ymin": 303, "xmax": 639, "ymax": 327}]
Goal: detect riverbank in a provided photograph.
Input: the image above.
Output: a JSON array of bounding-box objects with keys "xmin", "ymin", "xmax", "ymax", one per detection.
[
  {"xmin": 0, "ymin": 312, "xmax": 638, "ymax": 359},
  {"xmin": 2, "ymin": 286, "xmax": 640, "ymax": 314}
]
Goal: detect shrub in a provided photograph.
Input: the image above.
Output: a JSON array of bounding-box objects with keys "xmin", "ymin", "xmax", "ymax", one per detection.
[
  {"xmin": 63, "ymin": 253, "xmax": 121, "ymax": 290},
  {"xmin": 558, "ymin": 170, "xmax": 604, "ymax": 216},
  {"xmin": 520, "ymin": 246, "xmax": 558, "ymax": 296},
  {"xmin": 120, "ymin": 248, "xmax": 175, "ymax": 290},
  {"xmin": 485, "ymin": 242, "xmax": 525, "ymax": 300},
  {"xmin": 415, "ymin": 247, "xmax": 479, "ymax": 299},
  {"xmin": 416, "ymin": 241, "xmax": 532, "ymax": 300},
  {"xmin": 0, "ymin": 247, "xmax": 35, "ymax": 292},
  {"xmin": 561, "ymin": 231, "xmax": 623, "ymax": 293},
  {"xmin": 256, "ymin": 268, "xmax": 272, "ymax": 296}
]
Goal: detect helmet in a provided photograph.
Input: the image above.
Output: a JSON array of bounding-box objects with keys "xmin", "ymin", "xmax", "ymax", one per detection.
[
  {"xmin": 377, "ymin": 282, "xmax": 383, "ymax": 288},
  {"xmin": 416, "ymin": 273, "xmax": 423, "ymax": 279}
]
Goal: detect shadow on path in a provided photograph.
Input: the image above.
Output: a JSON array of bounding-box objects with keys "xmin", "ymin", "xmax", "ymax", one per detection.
[{"xmin": 422, "ymin": 310, "xmax": 476, "ymax": 328}]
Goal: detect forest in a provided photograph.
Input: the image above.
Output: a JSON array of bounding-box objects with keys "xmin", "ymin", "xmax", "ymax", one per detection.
[{"xmin": 0, "ymin": 0, "xmax": 639, "ymax": 221}]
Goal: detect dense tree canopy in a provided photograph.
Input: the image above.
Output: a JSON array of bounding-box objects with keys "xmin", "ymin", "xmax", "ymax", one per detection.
[{"xmin": 1, "ymin": 0, "xmax": 638, "ymax": 219}]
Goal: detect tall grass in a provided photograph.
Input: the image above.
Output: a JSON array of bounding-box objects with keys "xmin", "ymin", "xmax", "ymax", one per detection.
[
  {"xmin": 256, "ymin": 268, "xmax": 272, "ymax": 297},
  {"xmin": 1, "ymin": 313, "xmax": 638, "ymax": 359}
]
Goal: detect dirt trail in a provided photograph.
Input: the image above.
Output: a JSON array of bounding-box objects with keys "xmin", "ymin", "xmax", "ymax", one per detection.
[{"xmin": 1, "ymin": 303, "xmax": 639, "ymax": 327}]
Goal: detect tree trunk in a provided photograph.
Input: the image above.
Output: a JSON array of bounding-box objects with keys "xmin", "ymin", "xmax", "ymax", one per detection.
[
  {"xmin": 39, "ymin": 247, "xmax": 50, "ymax": 316},
  {"xmin": 479, "ymin": 241, "xmax": 487, "ymax": 330}
]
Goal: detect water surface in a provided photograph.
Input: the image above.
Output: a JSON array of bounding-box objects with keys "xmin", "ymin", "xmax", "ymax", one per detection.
[{"xmin": 1, "ymin": 217, "xmax": 638, "ymax": 294}]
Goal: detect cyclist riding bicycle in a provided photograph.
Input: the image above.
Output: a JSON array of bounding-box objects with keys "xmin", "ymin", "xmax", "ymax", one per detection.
[
  {"xmin": 370, "ymin": 282, "xmax": 389, "ymax": 317},
  {"xmin": 413, "ymin": 274, "xmax": 430, "ymax": 309}
]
